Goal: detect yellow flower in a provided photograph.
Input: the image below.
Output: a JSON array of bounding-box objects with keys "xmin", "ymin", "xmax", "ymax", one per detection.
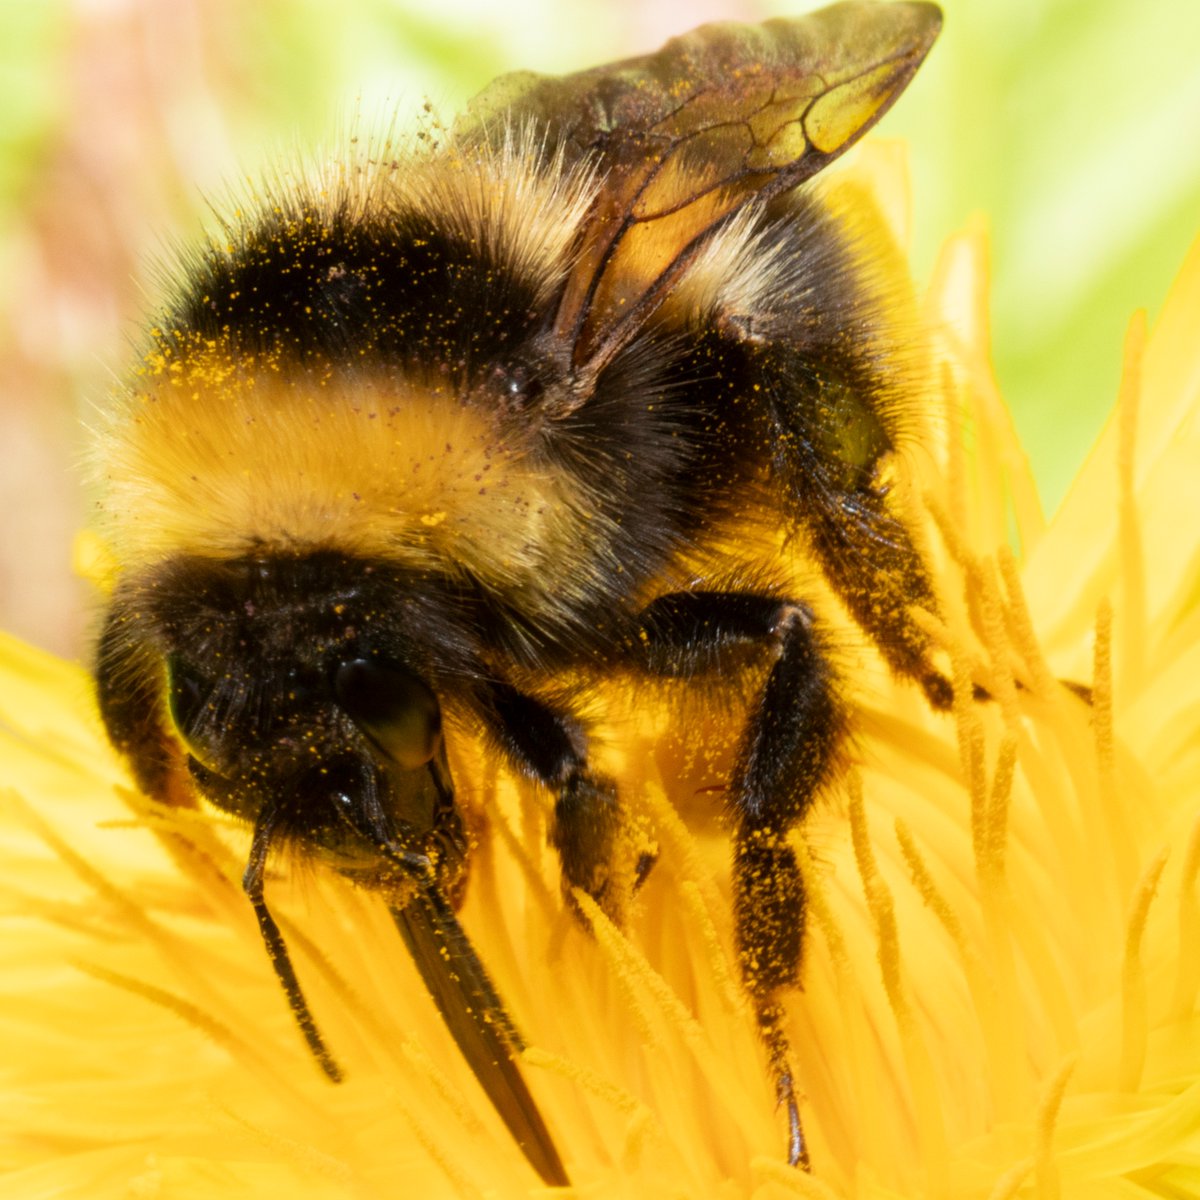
[{"xmin": 3, "ymin": 203, "xmax": 1199, "ymax": 1197}]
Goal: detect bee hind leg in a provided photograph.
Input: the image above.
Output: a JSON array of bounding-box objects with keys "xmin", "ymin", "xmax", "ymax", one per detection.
[{"xmin": 635, "ymin": 591, "xmax": 846, "ymax": 1169}]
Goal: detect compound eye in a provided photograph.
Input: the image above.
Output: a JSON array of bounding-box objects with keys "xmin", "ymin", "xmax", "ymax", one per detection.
[
  {"xmin": 334, "ymin": 658, "xmax": 442, "ymax": 770},
  {"xmin": 165, "ymin": 654, "xmax": 223, "ymax": 773}
]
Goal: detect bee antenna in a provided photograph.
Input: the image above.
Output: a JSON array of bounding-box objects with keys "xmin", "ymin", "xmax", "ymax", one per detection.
[{"xmin": 243, "ymin": 804, "xmax": 344, "ymax": 1082}]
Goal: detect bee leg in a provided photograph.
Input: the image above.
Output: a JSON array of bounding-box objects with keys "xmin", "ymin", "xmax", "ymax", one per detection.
[
  {"xmin": 635, "ymin": 591, "xmax": 844, "ymax": 1169},
  {"xmin": 735, "ymin": 827, "xmax": 811, "ymax": 1168},
  {"xmin": 479, "ymin": 682, "xmax": 623, "ymax": 922},
  {"xmin": 554, "ymin": 772, "xmax": 623, "ymax": 921},
  {"xmin": 759, "ymin": 997, "xmax": 807, "ymax": 1168},
  {"xmin": 94, "ymin": 605, "xmax": 195, "ymax": 807},
  {"xmin": 758, "ymin": 360, "xmax": 951, "ymax": 708},
  {"xmin": 243, "ymin": 803, "xmax": 343, "ymax": 1082},
  {"xmin": 807, "ymin": 481, "xmax": 953, "ymax": 710},
  {"xmin": 795, "ymin": 480, "xmax": 952, "ymax": 707}
]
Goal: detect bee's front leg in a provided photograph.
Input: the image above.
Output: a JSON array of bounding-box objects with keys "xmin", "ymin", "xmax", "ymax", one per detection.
[
  {"xmin": 478, "ymin": 681, "xmax": 623, "ymax": 921},
  {"xmin": 636, "ymin": 590, "xmax": 847, "ymax": 1170}
]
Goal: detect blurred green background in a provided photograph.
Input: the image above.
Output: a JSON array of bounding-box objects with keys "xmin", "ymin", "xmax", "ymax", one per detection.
[{"xmin": 2, "ymin": 0, "xmax": 1197, "ymax": 657}]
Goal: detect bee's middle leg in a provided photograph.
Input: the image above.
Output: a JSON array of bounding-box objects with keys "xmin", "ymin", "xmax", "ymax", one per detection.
[
  {"xmin": 479, "ymin": 681, "xmax": 622, "ymax": 920},
  {"xmin": 635, "ymin": 590, "xmax": 847, "ymax": 1169}
]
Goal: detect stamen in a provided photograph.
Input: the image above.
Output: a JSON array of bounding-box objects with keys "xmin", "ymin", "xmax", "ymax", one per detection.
[
  {"xmin": 487, "ymin": 777, "xmax": 562, "ymax": 920},
  {"xmin": 896, "ymin": 816, "xmax": 1028, "ymax": 1123},
  {"xmin": 950, "ymin": 637, "xmax": 988, "ymax": 821},
  {"xmin": 387, "ymin": 1089, "xmax": 488, "ymax": 1200},
  {"xmin": 969, "ymin": 556, "xmax": 1021, "ymax": 725},
  {"xmin": 390, "ymin": 1031, "xmax": 494, "ymax": 1139},
  {"xmin": 1033, "ymin": 1057, "xmax": 1075, "ymax": 1200},
  {"xmin": 1119, "ymin": 849, "xmax": 1168, "ymax": 1091},
  {"xmin": 15, "ymin": 791, "xmax": 239, "ymax": 1019},
  {"xmin": 794, "ymin": 835, "xmax": 885, "ymax": 1170},
  {"xmin": 980, "ymin": 735, "xmax": 1018, "ymax": 890},
  {"xmin": 680, "ymin": 878, "xmax": 744, "ymax": 1016},
  {"xmin": 848, "ymin": 779, "xmax": 949, "ymax": 1195},
  {"xmin": 528, "ymin": 1043, "xmax": 663, "ymax": 1169},
  {"xmin": 217, "ymin": 1107, "xmax": 352, "ymax": 1185},
  {"xmin": 996, "ymin": 546, "xmax": 1057, "ymax": 698},
  {"xmin": 793, "ymin": 839, "xmax": 852, "ymax": 987},
  {"xmin": 572, "ymin": 887, "xmax": 694, "ymax": 1052},
  {"xmin": 1171, "ymin": 812, "xmax": 1200, "ymax": 1019},
  {"xmin": 570, "ymin": 887, "xmax": 770, "ymax": 1163},
  {"xmin": 638, "ymin": 777, "xmax": 725, "ymax": 914},
  {"xmin": 925, "ymin": 488, "xmax": 973, "ymax": 575},
  {"xmin": 1093, "ymin": 600, "xmax": 1116, "ymax": 784},
  {"xmin": 1093, "ymin": 600, "xmax": 1141, "ymax": 895},
  {"xmin": 73, "ymin": 961, "xmax": 327, "ymax": 1116},
  {"xmin": 895, "ymin": 817, "xmax": 972, "ymax": 960}
]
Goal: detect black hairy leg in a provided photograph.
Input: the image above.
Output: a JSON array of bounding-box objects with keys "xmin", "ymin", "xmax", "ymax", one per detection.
[
  {"xmin": 802, "ymin": 478, "xmax": 953, "ymax": 712},
  {"xmin": 772, "ymin": 393, "xmax": 950, "ymax": 705},
  {"xmin": 94, "ymin": 605, "xmax": 195, "ymax": 808},
  {"xmin": 636, "ymin": 590, "xmax": 846, "ymax": 1170},
  {"xmin": 478, "ymin": 681, "xmax": 624, "ymax": 922},
  {"xmin": 749, "ymin": 342, "xmax": 953, "ymax": 711}
]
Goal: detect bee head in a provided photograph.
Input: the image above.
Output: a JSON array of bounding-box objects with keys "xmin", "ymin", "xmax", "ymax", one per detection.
[{"xmin": 98, "ymin": 548, "xmax": 476, "ymax": 881}]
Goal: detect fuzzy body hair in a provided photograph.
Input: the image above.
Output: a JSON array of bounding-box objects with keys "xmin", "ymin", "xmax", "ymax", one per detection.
[
  {"xmin": 94, "ymin": 125, "xmax": 923, "ymax": 663},
  {"xmin": 88, "ymin": 7, "xmax": 947, "ymax": 1180}
]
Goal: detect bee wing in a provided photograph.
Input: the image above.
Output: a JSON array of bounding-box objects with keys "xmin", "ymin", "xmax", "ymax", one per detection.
[
  {"xmin": 463, "ymin": 1, "xmax": 941, "ymax": 373},
  {"xmin": 390, "ymin": 886, "xmax": 569, "ymax": 1186}
]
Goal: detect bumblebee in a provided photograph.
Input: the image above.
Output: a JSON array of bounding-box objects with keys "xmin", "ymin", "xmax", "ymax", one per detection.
[{"xmin": 92, "ymin": 2, "xmax": 944, "ymax": 1184}]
